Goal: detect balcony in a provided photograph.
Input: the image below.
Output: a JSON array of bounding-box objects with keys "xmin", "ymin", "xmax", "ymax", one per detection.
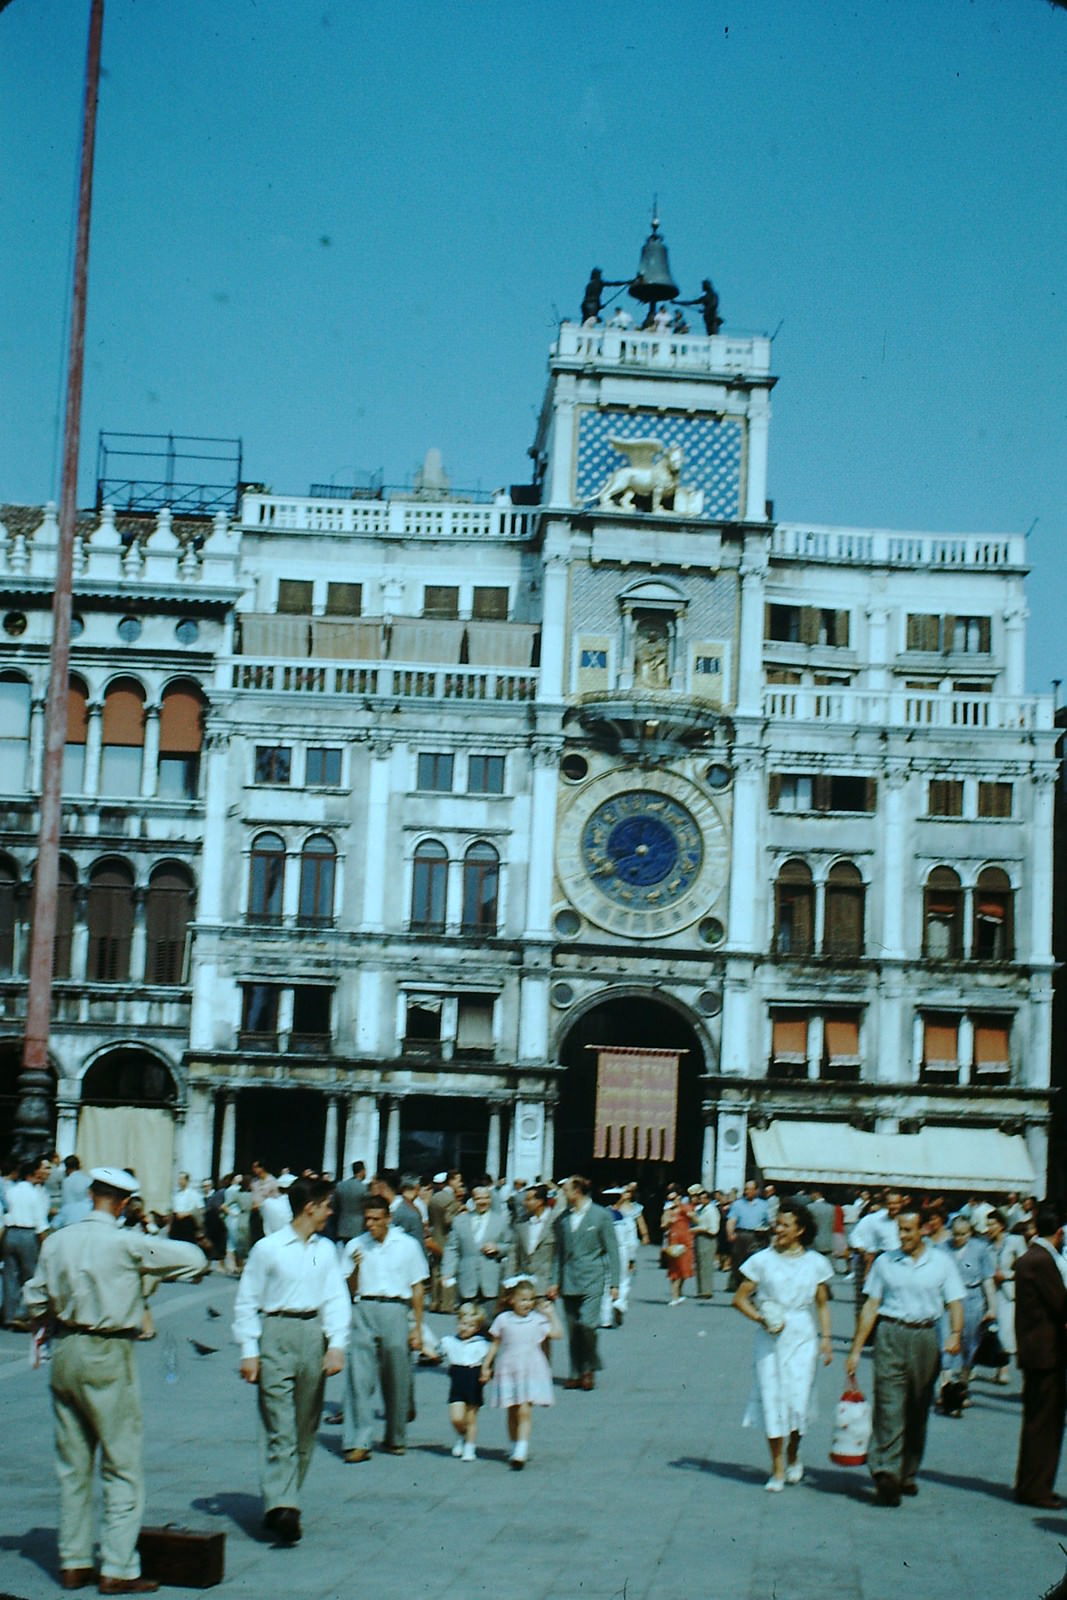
[
  {"xmin": 552, "ymin": 323, "xmax": 772, "ymax": 378},
  {"xmin": 239, "ymin": 492, "xmax": 533, "ymax": 541},
  {"xmin": 763, "ymin": 685, "xmax": 1051, "ymax": 731},
  {"xmin": 288, "ymin": 1032, "xmax": 333, "ymax": 1056},
  {"xmin": 771, "ymin": 523, "xmax": 1026, "ymax": 570},
  {"xmin": 230, "ymin": 657, "xmax": 537, "ymax": 704}
]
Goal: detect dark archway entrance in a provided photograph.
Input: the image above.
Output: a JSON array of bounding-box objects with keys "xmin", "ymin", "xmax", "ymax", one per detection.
[
  {"xmin": 82, "ymin": 1049, "xmax": 177, "ymax": 1107},
  {"xmin": 556, "ymin": 995, "xmax": 705, "ymax": 1191},
  {"xmin": 398, "ymin": 1095, "xmax": 489, "ymax": 1180},
  {"xmin": 235, "ymin": 1088, "xmax": 326, "ymax": 1177}
]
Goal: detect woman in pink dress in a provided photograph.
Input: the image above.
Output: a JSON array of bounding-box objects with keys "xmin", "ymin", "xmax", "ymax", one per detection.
[
  {"xmin": 661, "ymin": 1191, "xmax": 695, "ymax": 1306},
  {"xmin": 480, "ymin": 1277, "xmax": 562, "ymax": 1469}
]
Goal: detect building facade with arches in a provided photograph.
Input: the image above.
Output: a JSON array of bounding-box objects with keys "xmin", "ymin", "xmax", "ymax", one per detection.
[{"xmin": 0, "ymin": 302, "xmax": 1056, "ymax": 1196}]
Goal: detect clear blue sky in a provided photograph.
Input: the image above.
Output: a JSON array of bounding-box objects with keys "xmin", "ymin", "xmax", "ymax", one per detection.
[{"xmin": 2, "ymin": 0, "xmax": 1064, "ymax": 690}]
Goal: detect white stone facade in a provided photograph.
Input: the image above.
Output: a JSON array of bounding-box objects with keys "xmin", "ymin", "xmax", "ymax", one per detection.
[{"xmin": 0, "ymin": 317, "xmax": 1055, "ymax": 1196}]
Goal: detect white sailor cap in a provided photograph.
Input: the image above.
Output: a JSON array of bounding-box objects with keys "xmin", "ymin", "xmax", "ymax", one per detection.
[
  {"xmin": 276, "ymin": 1173, "xmax": 297, "ymax": 1189},
  {"xmin": 433, "ymin": 1172, "xmax": 448, "ymax": 1184},
  {"xmin": 89, "ymin": 1167, "xmax": 139, "ymax": 1194}
]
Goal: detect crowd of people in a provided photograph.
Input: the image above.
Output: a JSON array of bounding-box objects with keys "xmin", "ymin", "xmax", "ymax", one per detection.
[{"xmin": 3, "ymin": 1151, "xmax": 1065, "ymax": 1589}]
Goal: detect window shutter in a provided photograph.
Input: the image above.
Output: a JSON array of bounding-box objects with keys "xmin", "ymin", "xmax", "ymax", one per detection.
[
  {"xmin": 768, "ymin": 772, "xmax": 781, "ymax": 809},
  {"xmin": 772, "ymin": 1015, "xmax": 808, "ymax": 1062},
  {"xmin": 863, "ymin": 777, "xmax": 877, "ymax": 812},
  {"xmin": 159, "ymin": 689, "xmax": 203, "ymax": 754},
  {"xmin": 800, "ymin": 606, "xmax": 820, "ymax": 645},
  {"xmin": 763, "ymin": 603, "xmax": 773, "ymax": 640},
  {"xmin": 942, "ymin": 614, "xmax": 955, "ymax": 652},
  {"xmin": 66, "ymin": 682, "xmax": 89, "ymax": 744},
  {"xmin": 277, "ymin": 579, "xmax": 313, "ymax": 614},
  {"xmin": 102, "ymin": 685, "xmax": 145, "ymax": 747},
  {"xmin": 825, "ymin": 1017, "xmax": 861, "ymax": 1063},
  {"xmin": 472, "ymin": 587, "xmax": 508, "ymax": 620},
  {"xmin": 923, "ymin": 1017, "xmax": 959, "ymax": 1066},
  {"xmin": 834, "ymin": 610, "xmax": 850, "ymax": 647},
  {"xmin": 974, "ymin": 1022, "xmax": 1010, "ymax": 1070},
  {"xmin": 813, "ymin": 775, "xmax": 832, "ymax": 812},
  {"xmin": 326, "ymin": 582, "xmax": 362, "ymax": 617},
  {"xmin": 978, "ymin": 617, "xmax": 991, "ymax": 653}
]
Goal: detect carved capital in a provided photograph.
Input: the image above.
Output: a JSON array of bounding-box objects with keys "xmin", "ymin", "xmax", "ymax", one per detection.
[{"xmin": 530, "ymin": 738, "xmax": 564, "ymax": 769}]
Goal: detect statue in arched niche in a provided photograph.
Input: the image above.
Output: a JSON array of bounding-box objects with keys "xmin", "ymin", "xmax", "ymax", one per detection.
[{"xmin": 633, "ymin": 615, "xmax": 670, "ymax": 688}]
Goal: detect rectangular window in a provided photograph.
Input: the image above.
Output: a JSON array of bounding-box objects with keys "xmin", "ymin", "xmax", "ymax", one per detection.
[
  {"xmin": 404, "ymin": 997, "xmax": 443, "ymax": 1054},
  {"xmin": 973, "ymin": 1018, "xmax": 1011, "ymax": 1079},
  {"xmin": 770, "ymin": 1013, "xmax": 808, "ymax": 1080},
  {"xmin": 826, "ymin": 775, "xmax": 876, "ymax": 812},
  {"xmin": 468, "ymin": 754, "xmax": 505, "ymax": 794},
  {"xmin": 417, "ymin": 752, "xmax": 454, "ymax": 792},
  {"xmin": 823, "ymin": 1015, "xmax": 862, "ymax": 1081},
  {"xmin": 326, "ymin": 582, "xmax": 362, "ymax": 617},
  {"xmin": 99, "ymin": 745, "xmax": 142, "ymax": 796},
  {"xmin": 306, "ymin": 747, "xmax": 342, "ymax": 787},
  {"xmin": 290, "ymin": 986, "xmax": 333, "ymax": 1052},
  {"xmin": 928, "ymin": 779, "xmax": 964, "ymax": 817},
  {"xmin": 978, "ymin": 781, "xmax": 1013, "ymax": 818},
  {"xmin": 580, "ymin": 648, "xmax": 607, "ymax": 669},
  {"xmin": 952, "ymin": 616, "xmax": 991, "ymax": 654},
  {"xmin": 423, "ymin": 585, "xmax": 459, "ymax": 619},
  {"xmin": 765, "ymin": 603, "xmax": 801, "ymax": 643},
  {"xmin": 254, "ymin": 746, "xmax": 291, "ymax": 784},
  {"xmin": 472, "ymin": 586, "xmax": 508, "ymax": 620},
  {"xmin": 240, "ymin": 983, "xmax": 279, "ymax": 1048},
  {"xmin": 906, "ymin": 613, "xmax": 942, "ymax": 652},
  {"xmin": 277, "ymin": 579, "xmax": 314, "ymax": 614},
  {"xmin": 922, "ymin": 1014, "xmax": 959, "ymax": 1080},
  {"xmin": 158, "ymin": 754, "xmax": 199, "ymax": 799},
  {"xmin": 817, "ymin": 609, "xmax": 850, "ymax": 648},
  {"xmin": 456, "ymin": 995, "xmax": 495, "ymax": 1054},
  {"xmin": 765, "ymin": 668, "xmax": 802, "ymax": 686},
  {"xmin": 694, "ymin": 655, "xmax": 722, "ymax": 675},
  {"xmin": 772, "ymin": 773, "xmax": 814, "ymax": 812}
]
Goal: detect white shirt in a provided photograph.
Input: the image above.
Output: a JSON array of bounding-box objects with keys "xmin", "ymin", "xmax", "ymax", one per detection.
[
  {"xmin": 471, "ymin": 1211, "xmax": 491, "ymax": 1245},
  {"xmin": 261, "ymin": 1193, "xmax": 294, "ymax": 1235},
  {"xmin": 865, "ymin": 1245, "xmax": 965, "ymax": 1323},
  {"xmin": 233, "ymin": 1224, "xmax": 350, "ymax": 1359},
  {"xmin": 851, "ymin": 1209, "xmax": 900, "ymax": 1255},
  {"xmin": 342, "ymin": 1225, "xmax": 428, "ymax": 1300},
  {"xmin": 172, "ymin": 1186, "xmax": 200, "ymax": 1217},
  {"xmin": 4, "ymin": 1180, "xmax": 49, "ymax": 1232},
  {"xmin": 525, "ymin": 1212, "xmax": 549, "ymax": 1251},
  {"xmin": 568, "ymin": 1200, "xmax": 591, "ymax": 1233}
]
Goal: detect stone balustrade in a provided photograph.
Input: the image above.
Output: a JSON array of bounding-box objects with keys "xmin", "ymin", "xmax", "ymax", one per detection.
[
  {"xmin": 772, "ymin": 523, "xmax": 1026, "ymax": 569},
  {"xmin": 229, "ymin": 656, "xmax": 538, "ymax": 703},
  {"xmin": 0, "ymin": 503, "xmax": 241, "ymax": 590},
  {"xmin": 763, "ymin": 684, "xmax": 1053, "ymax": 730},
  {"xmin": 552, "ymin": 322, "xmax": 773, "ymax": 376},
  {"xmin": 239, "ymin": 493, "xmax": 534, "ymax": 540}
]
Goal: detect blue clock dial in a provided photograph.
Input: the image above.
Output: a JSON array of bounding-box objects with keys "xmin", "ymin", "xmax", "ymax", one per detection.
[{"xmin": 580, "ymin": 791, "xmax": 703, "ymax": 909}]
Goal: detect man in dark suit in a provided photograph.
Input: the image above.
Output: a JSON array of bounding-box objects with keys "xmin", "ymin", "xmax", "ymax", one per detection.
[
  {"xmin": 506, "ymin": 1184, "xmax": 557, "ymax": 1296},
  {"xmin": 332, "ymin": 1161, "xmax": 368, "ymax": 1246},
  {"xmin": 551, "ymin": 1176, "xmax": 620, "ymax": 1391},
  {"xmin": 1014, "ymin": 1202, "xmax": 1067, "ymax": 1508}
]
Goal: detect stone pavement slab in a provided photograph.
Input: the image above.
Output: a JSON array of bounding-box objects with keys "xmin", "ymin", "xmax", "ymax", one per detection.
[{"xmin": 1, "ymin": 1249, "xmax": 1064, "ymax": 1600}]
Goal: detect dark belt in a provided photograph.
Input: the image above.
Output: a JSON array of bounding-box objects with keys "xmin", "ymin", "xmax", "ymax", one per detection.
[
  {"xmin": 880, "ymin": 1315, "xmax": 936, "ymax": 1329},
  {"xmin": 265, "ymin": 1309, "xmax": 318, "ymax": 1320},
  {"xmin": 359, "ymin": 1295, "xmax": 409, "ymax": 1304},
  {"xmin": 55, "ymin": 1323, "xmax": 138, "ymax": 1339}
]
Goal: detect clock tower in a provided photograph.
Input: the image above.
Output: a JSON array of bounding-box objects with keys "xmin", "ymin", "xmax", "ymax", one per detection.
[{"xmin": 527, "ymin": 225, "xmax": 777, "ymax": 1187}]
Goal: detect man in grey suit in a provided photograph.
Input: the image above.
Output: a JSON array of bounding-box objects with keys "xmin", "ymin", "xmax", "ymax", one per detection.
[
  {"xmin": 552, "ymin": 1176, "xmax": 620, "ymax": 1390},
  {"xmin": 506, "ymin": 1184, "xmax": 557, "ymax": 1296},
  {"xmin": 441, "ymin": 1185, "xmax": 511, "ymax": 1304},
  {"xmin": 332, "ymin": 1162, "xmax": 368, "ymax": 1245}
]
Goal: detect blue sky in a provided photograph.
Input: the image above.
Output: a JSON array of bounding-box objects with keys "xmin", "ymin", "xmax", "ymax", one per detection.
[{"xmin": 1, "ymin": 0, "xmax": 1064, "ymax": 689}]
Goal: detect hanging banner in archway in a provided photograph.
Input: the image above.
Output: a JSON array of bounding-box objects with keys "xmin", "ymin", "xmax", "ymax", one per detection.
[{"xmin": 593, "ymin": 1047, "xmax": 679, "ymax": 1161}]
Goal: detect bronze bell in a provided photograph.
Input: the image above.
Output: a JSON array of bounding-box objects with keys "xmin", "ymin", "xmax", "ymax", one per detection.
[{"xmin": 629, "ymin": 219, "xmax": 678, "ymax": 305}]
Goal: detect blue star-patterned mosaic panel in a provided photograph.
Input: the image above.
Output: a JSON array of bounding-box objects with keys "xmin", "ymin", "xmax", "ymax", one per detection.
[{"xmin": 575, "ymin": 408, "xmax": 744, "ymax": 520}]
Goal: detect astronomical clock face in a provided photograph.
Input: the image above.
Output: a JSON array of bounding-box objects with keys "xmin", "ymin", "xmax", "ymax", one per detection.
[{"xmin": 556, "ymin": 770, "xmax": 729, "ymax": 938}]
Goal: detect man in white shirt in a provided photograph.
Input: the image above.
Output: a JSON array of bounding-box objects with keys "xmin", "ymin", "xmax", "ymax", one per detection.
[
  {"xmin": 233, "ymin": 1176, "xmax": 349, "ymax": 1545},
  {"xmin": 850, "ymin": 1189, "xmax": 905, "ymax": 1328},
  {"xmin": 2, "ymin": 1155, "xmax": 50, "ymax": 1327},
  {"xmin": 339, "ymin": 1195, "xmax": 428, "ymax": 1462},
  {"xmin": 846, "ymin": 1209, "xmax": 964, "ymax": 1505},
  {"xmin": 260, "ymin": 1174, "xmax": 297, "ymax": 1236}
]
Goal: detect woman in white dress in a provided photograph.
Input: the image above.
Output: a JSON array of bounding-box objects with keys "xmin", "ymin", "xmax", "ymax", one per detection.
[
  {"xmin": 985, "ymin": 1207, "xmax": 1026, "ymax": 1385},
  {"xmin": 732, "ymin": 1200, "xmax": 833, "ymax": 1491}
]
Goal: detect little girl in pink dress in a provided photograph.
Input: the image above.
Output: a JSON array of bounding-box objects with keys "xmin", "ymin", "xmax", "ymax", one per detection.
[{"xmin": 480, "ymin": 1277, "xmax": 562, "ymax": 1469}]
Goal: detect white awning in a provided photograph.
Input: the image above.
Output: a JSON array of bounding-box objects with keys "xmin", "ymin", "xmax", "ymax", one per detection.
[{"xmin": 749, "ymin": 1119, "xmax": 1035, "ymax": 1192}]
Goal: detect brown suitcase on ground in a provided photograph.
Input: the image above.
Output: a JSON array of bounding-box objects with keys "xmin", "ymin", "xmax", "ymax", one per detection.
[{"xmin": 137, "ymin": 1526, "xmax": 225, "ymax": 1588}]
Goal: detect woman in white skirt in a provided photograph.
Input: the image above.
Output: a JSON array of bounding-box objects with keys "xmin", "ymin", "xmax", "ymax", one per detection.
[
  {"xmin": 986, "ymin": 1207, "xmax": 1026, "ymax": 1385},
  {"xmin": 732, "ymin": 1200, "xmax": 833, "ymax": 1491}
]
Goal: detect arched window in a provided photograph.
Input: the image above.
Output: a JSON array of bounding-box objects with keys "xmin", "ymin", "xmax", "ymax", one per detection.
[
  {"xmin": 54, "ymin": 859, "xmax": 77, "ymax": 979},
  {"xmin": 87, "ymin": 860, "xmax": 135, "ymax": 981},
  {"xmin": 64, "ymin": 678, "xmax": 89, "ymax": 794},
  {"xmin": 100, "ymin": 679, "xmax": 145, "ymax": 796},
  {"xmin": 462, "ymin": 841, "xmax": 499, "ymax": 937},
  {"xmin": 411, "ymin": 840, "xmax": 448, "ymax": 932},
  {"xmin": 923, "ymin": 866, "xmax": 963, "ymax": 959},
  {"xmin": 248, "ymin": 832, "xmax": 285, "ymax": 923},
  {"xmin": 298, "ymin": 834, "xmax": 336, "ymax": 926},
  {"xmin": 158, "ymin": 682, "xmax": 204, "ymax": 799},
  {"xmin": 144, "ymin": 863, "xmax": 194, "ymax": 983},
  {"xmin": 0, "ymin": 854, "xmax": 17, "ymax": 975},
  {"xmin": 0, "ymin": 673, "xmax": 31, "ymax": 792},
  {"xmin": 974, "ymin": 866, "xmax": 1013, "ymax": 961},
  {"xmin": 823, "ymin": 861, "xmax": 865, "ymax": 957},
  {"xmin": 775, "ymin": 859, "xmax": 813, "ymax": 956}
]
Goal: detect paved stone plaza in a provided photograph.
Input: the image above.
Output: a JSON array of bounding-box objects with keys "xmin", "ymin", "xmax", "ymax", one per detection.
[{"xmin": 1, "ymin": 1250, "xmax": 1063, "ymax": 1600}]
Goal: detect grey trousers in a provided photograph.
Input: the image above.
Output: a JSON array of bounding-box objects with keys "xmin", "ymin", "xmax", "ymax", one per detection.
[
  {"xmin": 3, "ymin": 1226, "xmax": 39, "ymax": 1324},
  {"xmin": 868, "ymin": 1320, "xmax": 940, "ymax": 1486},
  {"xmin": 343, "ymin": 1301, "xmax": 412, "ymax": 1451},
  {"xmin": 257, "ymin": 1316, "xmax": 326, "ymax": 1513},
  {"xmin": 563, "ymin": 1291, "xmax": 603, "ymax": 1376},
  {"xmin": 51, "ymin": 1333, "xmax": 144, "ymax": 1580}
]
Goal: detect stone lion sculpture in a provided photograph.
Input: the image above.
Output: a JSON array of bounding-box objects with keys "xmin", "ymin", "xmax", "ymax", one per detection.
[{"xmin": 595, "ymin": 438, "xmax": 701, "ymax": 514}]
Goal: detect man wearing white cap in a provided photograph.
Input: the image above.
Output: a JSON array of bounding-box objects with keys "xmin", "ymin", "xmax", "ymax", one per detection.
[{"xmin": 24, "ymin": 1167, "xmax": 208, "ymax": 1593}]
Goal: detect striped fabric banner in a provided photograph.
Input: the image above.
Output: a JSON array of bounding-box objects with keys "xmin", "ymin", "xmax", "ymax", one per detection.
[{"xmin": 593, "ymin": 1047, "xmax": 679, "ymax": 1162}]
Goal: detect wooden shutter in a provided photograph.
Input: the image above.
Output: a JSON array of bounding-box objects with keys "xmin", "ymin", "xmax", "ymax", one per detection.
[
  {"xmin": 159, "ymin": 688, "xmax": 202, "ymax": 753},
  {"xmin": 923, "ymin": 1017, "xmax": 958, "ymax": 1067},
  {"xmin": 834, "ymin": 609, "xmax": 850, "ymax": 647},
  {"xmin": 974, "ymin": 1021, "xmax": 1010, "ymax": 1071},
  {"xmin": 768, "ymin": 772, "xmax": 781, "ymax": 809},
  {"xmin": 863, "ymin": 777, "xmax": 877, "ymax": 812},
  {"xmin": 772, "ymin": 1015, "xmax": 808, "ymax": 1063},
  {"xmin": 472, "ymin": 587, "xmax": 508, "ymax": 620},
  {"xmin": 812, "ymin": 775, "xmax": 832, "ymax": 812},
  {"xmin": 102, "ymin": 684, "xmax": 144, "ymax": 747},
  {"xmin": 825, "ymin": 1017, "xmax": 861, "ymax": 1064},
  {"xmin": 799, "ymin": 606, "xmax": 820, "ymax": 645},
  {"xmin": 942, "ymin": 614, "xmax": 955, "ymax": 652},
  {"xmin": 423, "ymin": 585, "xmax": 459, "ymax": 619},
  {"xmin": 326, "ymin": 582, "xmax": 362, "ymax": 617},
  {"xmin": 66, "ymin": 680, "xmax": 89, "ymax": 744},
  {"xmin": 277, "ymin": 579, "xmax": 313, "ymax": 614}
]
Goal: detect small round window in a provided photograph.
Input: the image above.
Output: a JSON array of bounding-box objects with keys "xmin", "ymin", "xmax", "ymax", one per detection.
[
  {"xmin": 554, "ymin": 908, "xmax": 581, "ymax": 939},
  {"xmin": 704, "ymin": 762, "xmax": 732, "ymax": 791},
  {"xmin": 2, "ymin": 611, "xmax": 27, "ymax": 637},
  {"xmin": 551, "ymin": 982, "xmax": 575, "ymax": 1008},
  {"xmin": 697, "ymin": 988, "xmax": 723, "ymax": 1016},
  {"xmin": 560, "ymin": 753, "xmax": 588, "ymax": 783},
  {"xmin": 117, "ymin": 616, "xmax": 142, "ymax": 643},
  {"xmin": 69, "ymin": 614, "xmax": 85, "ymax": 639},
  {"xmin": 175, "ymin": 618, "xmax": 199, "ymax": 645},
  {"xmin": 698, "ymin": 916, "xmax": 726, "ymax": 947}
]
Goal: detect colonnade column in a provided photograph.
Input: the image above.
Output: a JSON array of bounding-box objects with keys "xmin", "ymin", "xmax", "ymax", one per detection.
[
  {"xmin": 509, "ymin": 1100, "xmax": 546, "ymax": 1182},
  {"xmin": 735, "ymin": 547, "xmax": 767, "ymax": 717},
  {"xmin": 700, "ymin": 1114, "xmax": 716, "ymax": 1190},
  {"xmin": 524, "ymin": 742, "xmax": 561, "ymax": 939},
  {"xmin": 381, "ymin": 1096, "xmax": 400, "ymax": 1168},
  {"xmin": 140, "ymin": 706, "xmax": 160, "ymax": 798},
  {"xmin": 322, "ymin": 1095, "xmax": 340, "ymax": 1177},
  {"xmin": 129, "ymin": 887, "xmax": 147, "ymax": 984},
  {"xmin": 360, "ymin": 739, "xmax": 393, "ymax": 933},
  {"xmin": 28, "ymin": 695, "xmax": 46, "ymax": 791},
  {"xmin": 541, "ymin": 1100, "xmax": 555, "ymax": 1180},
  {"xmin": 83, "ymin": 704, "xmax": 103, "ymax": 797},
  {"xmin": 344, "ymin": 1094, "xmax": 380, "ymax": 1172},
  {"xmin": 486, "ymin": 1101, "xmax": 503, "ymax": 1180},
  {"xmin": 217, "ymin": 1090, "xmax": 236, "ymax": 1177}
]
